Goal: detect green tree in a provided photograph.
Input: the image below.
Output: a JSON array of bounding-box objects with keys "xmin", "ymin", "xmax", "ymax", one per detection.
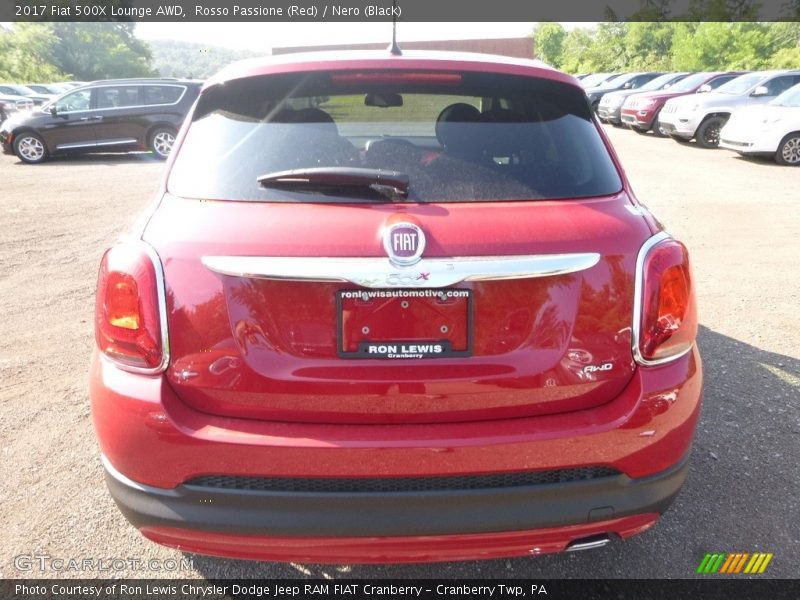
[
  {"xmin": 0, "ymin": 24, "xmax": 65, "ymax": 82},
  {"xmin": 590, "ymin": 22, "xmax": 628, "ymax": 71},
  {"xmin": 671, "ymin": 22, "xmax": 776, "ymax": 70},
  {"xmin": 47, "ymin": 23, "xmax": 155, "ymax": 80},
  {"xmin": 685, "ymin": 0, "xmax": 761, "ymax": 20},
  {"xmin": 559, "ymin": 27, "xmax": 596, "ymax": 74},
  {"xmin": 769, "ymin": 46, "xmax": 800, "ymax": 68},
  {"xmin": 623, "ymin": 22, "xmax": 676, "ymax": 69},
  {"xmin": 0, "ymin": 23, "xmax": 155, "ymax": 82},
  {"xmin": 533, "ymin": 23, "xmax": 566, "ymax": 68},
  {"xmin": 629, "ymin": 0, "xmax": 673, "ymax": 21}
]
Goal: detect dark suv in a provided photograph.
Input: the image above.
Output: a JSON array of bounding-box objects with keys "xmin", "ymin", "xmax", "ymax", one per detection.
[{"xmin": 0, "ymin": 78, "xmax": 201, "ymax": 164}]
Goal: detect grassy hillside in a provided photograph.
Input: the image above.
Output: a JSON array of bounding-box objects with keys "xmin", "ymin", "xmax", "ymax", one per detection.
[{"xmin": 148, "ymin": 39, "xmax": 264, "ymax": 79}]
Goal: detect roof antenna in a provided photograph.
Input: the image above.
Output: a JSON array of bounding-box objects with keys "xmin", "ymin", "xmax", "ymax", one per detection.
[{"xmin": 387, "ymin": 0, "xmax": 402, "ymax": 55}]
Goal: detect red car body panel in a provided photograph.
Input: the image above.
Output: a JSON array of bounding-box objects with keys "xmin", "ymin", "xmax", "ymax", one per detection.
[
  {"xmin": 90, "ymin": 51, "xmax": 702, "ymax": 563},
  {"xmin": 92, "ymin": 346, "xmax": 700, "ymax": 487},
  {"xmin": 143, "ymin": 193, "xmax": 651, "ymax": 424}
]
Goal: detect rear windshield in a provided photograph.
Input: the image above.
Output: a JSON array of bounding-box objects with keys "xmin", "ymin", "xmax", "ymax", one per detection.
[{"xmin": 168, "ymin": 71, "xmax": 622, "ymax": 203}]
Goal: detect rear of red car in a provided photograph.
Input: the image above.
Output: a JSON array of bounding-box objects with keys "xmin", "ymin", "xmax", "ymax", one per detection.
[{"xmin": 90, "ymin": 52, "xmax": 702, "ymax": 563}]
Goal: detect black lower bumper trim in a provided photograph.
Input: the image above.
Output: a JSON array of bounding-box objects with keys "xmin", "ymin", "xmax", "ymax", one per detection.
[{"xmin": 104, "ymin": 457, "xmax": 689, "ymax": 537}]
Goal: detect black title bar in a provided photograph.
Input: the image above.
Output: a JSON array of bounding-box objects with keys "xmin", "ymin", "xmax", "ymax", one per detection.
[
  {"xmin": 4, "ymin": 0, "xmax": 800, "ymax": 22},
  {"xmin": 5, "ymin": 579, "xmax": 800, "ymax": 600}
]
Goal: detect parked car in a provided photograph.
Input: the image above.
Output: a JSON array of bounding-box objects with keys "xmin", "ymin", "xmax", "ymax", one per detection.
[
  {"xmin": 719, "ymin": 82, "xmax": 800, "ymax": 165},
  {"xmin": 0, "ymin": 84, "xmax": 55, "ymax": 106},
  {"xmin": 597, "ymin": 72, "xmax": 691, "ymax": 125},
  {"xmin": 90, "ymin": 50, "xmax": 702, "ymax": 563},
  {"xmin": 0, "ymin": 78, "xmax": 201, "ymax": 163},
  {"xmin": 620, "ymin": 71, "xmax": 745, "ymax": 136},
  {"xmin": 658, "ymin": 70, "xmax": 800, "ymax": 148},
  {"xmin": 26, "ymin": 83, "xmax": 70, "ymax": 95},
  {"xmin": 54, "ymin": 81, "xmax": 87, "ymax": 90},
  {"xmin": 579, "ymin": 72, "xmax": 619, "ymax": 89},
  {"xmin": 0, "ymin": 93, "xmax": 34, "ymax": 124},
  {"xmin": 585, "ymin": 72, "xmax": 665, "ymax": 111}
]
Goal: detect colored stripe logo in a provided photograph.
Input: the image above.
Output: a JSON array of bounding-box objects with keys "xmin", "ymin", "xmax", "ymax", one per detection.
[{"xmin": 697, "ymin": 552, "xmax": 773, "ymax": 574}]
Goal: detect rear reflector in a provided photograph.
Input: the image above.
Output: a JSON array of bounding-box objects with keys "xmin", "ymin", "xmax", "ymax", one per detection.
[
  {"xmin": 95, "ymin": 241, "xmax": 168, "ymax": 373},
  {"xmin": 635, "ymin": 234, "xmax": 698, "ymax": 365}
]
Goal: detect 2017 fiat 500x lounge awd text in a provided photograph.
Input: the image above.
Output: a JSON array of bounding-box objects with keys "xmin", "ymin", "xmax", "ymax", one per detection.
[{"xmin": 90, "ymin": 51, "xmax": 702, "ymax": 564}]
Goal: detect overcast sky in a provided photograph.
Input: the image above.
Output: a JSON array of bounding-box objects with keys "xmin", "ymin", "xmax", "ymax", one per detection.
[{"xmin": 135, "ymin": 22, "xmax": 594, "ymax": 53}]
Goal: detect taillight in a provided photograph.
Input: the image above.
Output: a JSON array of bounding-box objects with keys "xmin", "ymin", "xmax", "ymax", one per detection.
[
  {"xmin": 95, "ymin": 242, "xmax": 168, "ymax": 373},
  {"xmin": 634, "ymin": 234, "xmax": 697, "ymax": 365}
]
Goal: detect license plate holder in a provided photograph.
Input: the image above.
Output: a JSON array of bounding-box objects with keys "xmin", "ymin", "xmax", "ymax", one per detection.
[{"xmin": 336, "ymin": 289, "xmax": 472, "ymax": 359}]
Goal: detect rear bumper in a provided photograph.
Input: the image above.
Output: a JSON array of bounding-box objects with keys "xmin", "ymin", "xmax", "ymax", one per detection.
[
  {"xmin": 92, "ymin": 345, "xmax": 702, "ymax": 561},
  {"xmin": 104, "ymin": 452, "xmax": 687, "ymax": 538},
  {"xmin": 139, "ymin": 514, "xmax": 660, "ymax": 563}
]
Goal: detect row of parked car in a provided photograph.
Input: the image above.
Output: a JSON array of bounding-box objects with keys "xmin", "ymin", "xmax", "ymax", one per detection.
[
  {"xmin": 0, "ymin": 81, "xmax": 87, "ymax": 122},
  {"xmin": 577, "ymin": 70, "xmax": 800, "ymax": 166},
  {"xmin": 0, "ymin": 77, "xmax": 202, "ymax": 163}
]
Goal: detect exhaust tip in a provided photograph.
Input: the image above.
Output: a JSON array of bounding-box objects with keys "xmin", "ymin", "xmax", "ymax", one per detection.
[{"xmin": 565, "ymin": 534, "xmax": 611, "ymax": 552}]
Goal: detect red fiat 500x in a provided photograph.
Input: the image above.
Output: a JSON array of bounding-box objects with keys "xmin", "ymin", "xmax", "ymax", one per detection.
[{"xmin": 91, "ymin": 51, "xmax": 702, "ymax": 564}]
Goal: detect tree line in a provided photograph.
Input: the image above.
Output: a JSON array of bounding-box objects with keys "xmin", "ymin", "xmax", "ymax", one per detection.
[
  {"xmin": 2, "ymin": 21, "xmax": 799, "ymax": 84},
  {"xmin": 0, "ymin": 23, "xmax": 261, "ymax": 82},
  {"xmin": 534, "ymin": 22, "xmax": 800, "ymax": 75},
  {"xmin": 0, "ymin": 23, "xmax": 155, "ymax": 82}
]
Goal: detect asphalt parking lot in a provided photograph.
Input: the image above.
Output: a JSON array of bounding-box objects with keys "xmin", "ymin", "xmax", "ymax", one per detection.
[{"xmin": 0, "ymin": 126, "xmax": 798, "ymax": 579}]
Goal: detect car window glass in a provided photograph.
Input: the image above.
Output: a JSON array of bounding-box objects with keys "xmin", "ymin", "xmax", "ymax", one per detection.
[
  {"xmin": 169, "ymin": 71, "xmax": 622, "ymax": 203},
  {"xmin": 770, "ymin": 83, "xmax": 800, "ymax": 107},
  {"xmin": 637, "ymin": 73, "xmax": 680, "ymax": 92},
  {"xmin": 707, "ymin": 75, "xmax": 735, "ymax": 89},
  {"xmin": 96, "ymin": 86, "xmax": 140, "ymax": 109},
  {"xmin": 55, "ymin": 89, "xmax": 91, "ymax": 112},
  {"xmin": 763, "ymin": 76, "xmax": 795, "ymax": 97},
  {"xmin": 599, "ymin": 74, "xmax": 632, "ymax": 89},
  {"xmin": 144, "ymin": 85, "xmax": 184, "ymax": 105},
  {"xmin": 665, "ymin": 73, "xmax": 707, "ymax": 93},
  {"xmin": 630, "ymin": 75, "xmax": 649, "ymax": 88},
  {"xmin": 716, "ymin": 73, "xmax": 764, "ymax": 95}
]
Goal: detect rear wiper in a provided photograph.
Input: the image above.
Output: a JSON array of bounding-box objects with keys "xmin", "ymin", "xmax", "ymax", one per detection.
[{"xmin": 257, "ymin": 167, "xmax": 409, "ymax": 201}]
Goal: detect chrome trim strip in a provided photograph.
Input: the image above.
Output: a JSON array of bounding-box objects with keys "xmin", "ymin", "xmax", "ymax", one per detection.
[
  {"xmin": 95, "ymin": 138, "xmax": 138, "ymax": 147},
  {"xmin": 101, "ymin": 455, "xmax": 176, "ymax": 495},
  {"xmin": 101, "ymin": 239, "xmax": 170, "ymax": 375},
  {"xmin": 58, "ymin": 138, "xmax": 137, "ymax": 150},
  {"xmin": 201, "ymin": 253, "xmax": 602, "ymax": 289},
  {"xmin": 631, "ymin": 231, "xmax": 694, "ymax": 367},
  {"xmin": 55, "ymin": 141, "xmax": 97, "ymax": 150}
]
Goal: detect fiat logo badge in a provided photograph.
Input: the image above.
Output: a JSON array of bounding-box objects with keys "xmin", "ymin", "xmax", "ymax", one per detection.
[{"xmin": 383, "ymin": 222, "xmax": 426, "ymax": 267}]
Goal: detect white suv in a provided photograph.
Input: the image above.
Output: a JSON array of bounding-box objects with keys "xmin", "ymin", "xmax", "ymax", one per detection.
[{"xmin": 658, "ymin": 70, "xmax": 800, "ymax": 148}]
